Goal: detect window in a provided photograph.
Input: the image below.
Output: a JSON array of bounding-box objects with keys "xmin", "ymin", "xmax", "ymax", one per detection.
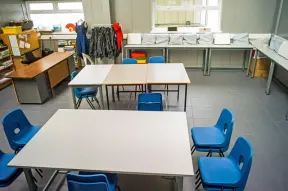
[
  {"xmin": 153, "ymin": 0, "xmax": 222, "ymax": 32},
  {"xmin": 26, "ymin": 1, "xmax": 84, "ymax": 30}
]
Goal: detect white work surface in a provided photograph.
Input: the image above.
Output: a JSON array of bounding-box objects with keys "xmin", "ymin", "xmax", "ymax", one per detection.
[
  {"xmin": 252, "ymin": 42, "xmax": 288, "ymax": 71},
  {"xmin": 125, "ymin": 44, "xmax": 166, "ymax": 48},
  {"xmin": 147, "ymin": 63, "xmax": 191, "ymax": 84},
  {"xmin": 104, "ymin": 64, "xmax": 147, "ymax": 85},
  {"xmin": 9, "ymin": 109, "xmax": 194, "ymax": 177},
  {"xmin": 208, "ymin": 44, "xmax": 254, "ymax": 49},
  {"xmin": 68, "ymin": 65, "xmax": 113, "ymax": 86}
]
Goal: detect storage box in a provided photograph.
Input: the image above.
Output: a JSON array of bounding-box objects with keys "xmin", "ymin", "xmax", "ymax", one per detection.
[
  {"xmin": 1, "ymin": 26, "xmax": 22, "ymax": 34},
  {"xmin": 249, "ymin": 58, "xmax": 270, "ymax": 77}
]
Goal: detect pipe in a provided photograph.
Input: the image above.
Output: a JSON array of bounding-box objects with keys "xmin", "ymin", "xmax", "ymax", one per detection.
[{"xmin": 274, "ymin": 0, "xmax": 284, "ymax": 34}]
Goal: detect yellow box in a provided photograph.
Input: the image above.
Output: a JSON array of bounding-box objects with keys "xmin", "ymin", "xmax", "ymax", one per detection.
[
  {"xmin": 1, "ymin": 26, "xmax": 22, "ymax": 34},
  {"xmin": 249, "ymin": 58, "xmax": 270, "ymax": 78}
]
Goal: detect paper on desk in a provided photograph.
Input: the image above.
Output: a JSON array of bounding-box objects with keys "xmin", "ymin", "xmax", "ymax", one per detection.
[
  {"xmin": 25, "ymin": 43, "xmax": 31, "ymax": 49},
  {"xmin": 12, "ymin": 48, "xmax": 21, "ymax": 56},
  {"xmin": 19, "ymin": 41, "xmax": 25, "ymax": 48},
  {"xmin": 8, "ymin": 35, "xmax": 18, "ymax": 47}
]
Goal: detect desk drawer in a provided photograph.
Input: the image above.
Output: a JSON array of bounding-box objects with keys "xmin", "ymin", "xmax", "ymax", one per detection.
[{"xmin": 48, "ymin": 59, "xmax": 69, "ymax": 88}]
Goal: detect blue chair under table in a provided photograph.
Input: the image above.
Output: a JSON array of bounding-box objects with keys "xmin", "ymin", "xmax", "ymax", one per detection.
[
  {"xmin": 2, "ymin": 108, "xmax": 42, "ymax": 180},
  {"xmin": 2, "ymin": 108, "xmax": 40, "ymax": 153},
  {"xmin": 191, "ymin": 108, "xmax": 234, "ymax": 157},
  {"xmin": 148, "ymin": 56, "xmax": 165, "ymax": 64},
  {"xmin": 137, "ymin": 93, "xmax": 163, "ymax": 111},
  {"xmin": 67, "ymin": 172, "xmax": 121, "ymax": 191},
  {"xmin": 71, "ymin": 71, "xmax": 100, "ymax": 109},
  {"xmin": 0, "ymin": 150, "xmax": 22, "ymax": 187},
  {"xmin": 122, "ymin": 58, "xmax": 138, "ymax": 64},
  {"xmin": 195, "ymin": 137, "xmax": 253, "ymax": 191}
]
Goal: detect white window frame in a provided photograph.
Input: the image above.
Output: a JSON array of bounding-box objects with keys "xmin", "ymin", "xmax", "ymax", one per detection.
[
  {"xmin": 25, "ymin": 0, "xmax": 83, "ymax": 16},
  {"xmin": 152, "ymin": 0, "xmax": 222, "ymax": 31}
]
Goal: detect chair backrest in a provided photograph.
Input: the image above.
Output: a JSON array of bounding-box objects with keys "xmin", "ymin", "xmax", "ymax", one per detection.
[
  {"xmin": 122, "ymin": 58, "xmax": 138, "ymax": 64},
  {"xmin": 215, "ymin": 108, "xmax": 234, "ymax": 152},
  {"xmin": 71, "ymin": 71, "xmax": 83, "ymax": 98},
  {"xmin": 228, "ymin": 137, "xmax": 253, "ymax": 190},
  {"xmin": 82, "ymin": 53, "xmax": 95, "ymax": 65},
  {"xmin": 1, "ymin": 109, "xmax": 33, "ymax": 151},
  {"xmin": 137, "ymin": 93, "xmax": 163, "ymax": 111},
  {"xmin": 67, "ymin": 173, "xmax": 109, "ymax": 191},
  {"xmin": 148, "ymin": 56, "xmax": 165, "ymax": 64}
]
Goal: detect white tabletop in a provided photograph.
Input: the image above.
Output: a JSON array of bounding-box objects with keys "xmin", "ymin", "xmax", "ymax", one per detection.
[
  {"xmin": 125, "ymin": 44, "xmax": 166, "ymax": 48},
  {"xmin": 167, "ymin": 44, "xmax": 208, "ymax": 49},
  {"xmin": 9, "ymin": 109, "xmax": 194, "ymax": 177},
  {"xmin": 252, "ymin": 42, "xmax": 288, "ymax": 71},
  {"xmin": 147, "ymin": 63, "xmax": 191, "ymax": 84},
  {"xmin": 68, "ymin": 65, "xmax": 113, "ymax": 86},
  {"xmin": 208, "ymin": 44, "xmax": 254, "ymax": 49},
  {"xmin": 104, "ymin": 64, "xmax": 147, "ymax": 85}
]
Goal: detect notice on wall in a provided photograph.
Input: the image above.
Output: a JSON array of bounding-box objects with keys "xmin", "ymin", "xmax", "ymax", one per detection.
[
  {"xmin": 25, "ymin": 43, "xmax": 31, "ymax": 49},
  {"xmin": 19, "ymin": 41, "xmax": 25, "ymax": 48},
  {"xmin": 12, "ymin": 47, "xmax": 21, "ymax": 56},
  {"xmin": 8, "ymin": 35, "xmax": 18, "ymax": 48}
]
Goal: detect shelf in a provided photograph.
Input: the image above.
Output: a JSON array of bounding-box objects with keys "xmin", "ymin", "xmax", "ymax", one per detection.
[
  {"xmin": 0, "ymin": 78, "xmax": 12, "ymax": 90},
  {"xmin": 0, "ymin": 62, "xmax": 13, "ymax": 72},
  {"xmin": 0, "ymin": 54, "xmax": 10, "ymax": 60}
]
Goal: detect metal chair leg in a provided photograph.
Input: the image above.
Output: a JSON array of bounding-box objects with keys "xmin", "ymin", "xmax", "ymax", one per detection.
[
  {"xmin": 86, "ymin": 98, "xmax": 96, "ymax": 110},
  {"xmin": 76, "ymin": 98, "xmax": 82, "ymax": 109},
  {"xmin": 195, "ymin": 179, "xmax": 202, "ymax": 189},
  {"xmin": 219, "ymin": 148, "xmax": 225, "ymax": 157},
  {"xmin": 117, "ymin": 185, "xmax": 122, "ymax": 191},
  {"xmin": 94, "ymin": 97, "xmax": 101, "ymax": 107},
  {"xmin": 191, "ymin": 145, "xmax": 196, "ymax": 154},
  {"xmin": 35, "ymin": 169, "xmax": 43, "ymax": 178},
  {"xmin": 206, "ymin": 148, "xmax": 212, "ymax": 157}
]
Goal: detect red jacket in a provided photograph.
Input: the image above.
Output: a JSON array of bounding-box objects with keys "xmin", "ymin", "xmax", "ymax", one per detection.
[{"xmin": 113, "ymin": 22, "xmax": 123, "ymax": 50}]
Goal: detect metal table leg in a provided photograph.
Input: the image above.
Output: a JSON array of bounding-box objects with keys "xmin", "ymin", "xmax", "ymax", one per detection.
[
  {"xmin": 24, "ymin": 169, "xmax": 37, "ymax": 191},
  {"xmin": 163, "ymin": 48, "xmax": 166, "ymax": 61},
  {"xmin": 246, "ymin": 49, "xmax": 253, "ymax": 76},
  {"xmin": 166, "ymin": 48, "xmax": 169, "ymax": 63},
  {"xmin": 99, "ymin": 85, "xmax": 105, "ymax": 110},
  {"xmin": 242, "ymin": 50, "xmax": 247, "ymax": 71},
  {"xmin": 105, "ymin": 85, "xmax": 110, "ymax": 110},
  {"xmin": 184, "ymin": 84, "xmax": 188, "ymax": 112},
  {"xmin": 207, "ymin": 49, "xmax": 212, "ymax": 76},
  {"xmin": 251, "ymin": 50, "xmax": 259, "ymax": 78},
  {"xmin": 112, "ymin": 86, "xmax": 115, "ymax": 102},
  {"xmin": 204, "ymin": 49, "xmax": 209, "ymax": 76},
  {"xmin": 173, "ymin": 176, "xmax": 183, "ymax": 191},
  {"xmin": 71, "ymin": 87, "xmax": 77, "ymax": 109},
  {"xmin": 265, "ymin": 61, "xmax": 275, "ymax": 95}
]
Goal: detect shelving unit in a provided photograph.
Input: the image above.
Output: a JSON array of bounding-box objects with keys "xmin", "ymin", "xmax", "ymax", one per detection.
[
  {"xmin": 0, "ymin": 46, "xmax": 14, "ymax": 90},
  {"xmin": 57, "ymin": 40, "xmax": 79, "ymax": 69}
]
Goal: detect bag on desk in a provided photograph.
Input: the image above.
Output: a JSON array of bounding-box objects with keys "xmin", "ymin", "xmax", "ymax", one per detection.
[
  {"xmin": 198, "ymin": 33, "xmax": 213, "ymax": 44},
  {"xmin": 142, "ymin": 34, "xmax": 156, "ymax": 45},
  {"xmin": 182, "ymin": 34, "xmax": 197, "ymax": 45},
  {"xmin": 155, "ymin": 34, "xmax": 169, "ymax": 45},
  {"xmin": 233, "ymin": 33, "xmax": 249, "ymax": 45},
  {"xmin": 270, "ymin": 36, "xmax": 285, "ymax": 52},
  {"xmin": 169, "ymin": 34, "xmax": 183, "ymax": 45}
]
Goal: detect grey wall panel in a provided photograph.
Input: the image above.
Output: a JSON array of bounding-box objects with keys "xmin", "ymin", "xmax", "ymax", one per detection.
[
  {"xmin": 278, "ymin": 1, "xmax": 288, "ymax": 38},
  {"xmin": 110, "ymin": 0, "xmax": 133, "ymax": 33},
  {"xmin": 222, "ymin": 0, "xmax": 277, "ymax": 33},
  {"xmin": 130, "ymin": 0, "xmax": 152, "ymax": 33},
  {"xmin": 0, "ymin": 0, "xmax": 26, "ymax": 26}
]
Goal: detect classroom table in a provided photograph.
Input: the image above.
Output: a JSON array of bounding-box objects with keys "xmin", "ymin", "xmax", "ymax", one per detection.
[
  {"xmin": 68, "ymin": 65, "xmax": 113, "ymax": 109},
  {"xmin": 166, "ymin": 45, "xmax": 209, "ymax": 75},
  {"xmin": 8, "ymin": 109, "xmax": 194, "ymax": 191},
  {"xmin": 207, "ymin": 44, "xmax": 254, "ymax": 76},
  {"xmin": 250, "ymin": 42, "xmax": 288, "ymax": 95},
  {"xmin": 147, "ymin": 63, "xmax": 191, "ymax": 111},
  {"xmin": 9, "ymin": 52, "xmax": 75, "ymax": 103},
  {"xmin": 104, "ymin": 64, "xmax": 148, "ymax": 109}
]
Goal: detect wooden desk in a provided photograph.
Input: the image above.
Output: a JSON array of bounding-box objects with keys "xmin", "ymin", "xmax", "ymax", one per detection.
[
  {"xmin": 9, "ymin": 109, "xmax": 194, "ymax": 191},
  {"xmin": 9, "ymin": 52, "xmax": 75, "ymax": 104}
]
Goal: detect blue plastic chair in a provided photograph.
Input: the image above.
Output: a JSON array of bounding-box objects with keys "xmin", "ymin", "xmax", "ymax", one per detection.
[
  {"xmin": 0, "ymin": 150, "xmax": 22, "ymax": 187},
  {"xmin": 195, "ymin": 137, "xmax": 253, "ymax": 191},
  {"xmin": 2, "ymin": 108, "xmax": 40, "ymax": 153},
  {"xmin": 191, "ymin": 108, "xmax": 234, "ymax": 157},
  {"xmin": 71, "ymin": 71, "xmax": 100, "ymax": 109},
  {"xmin": 122, "ymin": 58, "xmax": 138, "ymax": 64},
  {"xmin": 148, "ymin": 56, "xmax": 165, "ymax": 64},
  {"xmin": 67, "ymin": 172, "xmax": 120, "ymax": 191},
  {"xmin": 137, "ymin": 93, "xmax": 163, "ymax": 111}
]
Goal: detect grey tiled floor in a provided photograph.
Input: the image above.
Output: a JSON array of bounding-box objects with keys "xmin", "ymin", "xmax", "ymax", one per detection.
[{"xmin": 0, "ymin": 70, "xmax": 288, "ymax": 191}]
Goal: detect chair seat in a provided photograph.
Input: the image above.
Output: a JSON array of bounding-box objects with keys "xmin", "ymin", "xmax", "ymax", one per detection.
[
  {"xmin": 198, "ymin": 157, "xmax": 241, "ymax": 187},
  {"xmin": 0, "ymin": 154, "xmax": 21, "ymax": 183},
  {"xmin": 191, "ymin": 127, "xmax": 225, "ymax": 148},
  {"xmin": 79, "ymin": 87, "xmax": 98, "ymax": 95},
  {"xmin": 14, "ymin": 126, "xmax": 40, "ymax": 147}
]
